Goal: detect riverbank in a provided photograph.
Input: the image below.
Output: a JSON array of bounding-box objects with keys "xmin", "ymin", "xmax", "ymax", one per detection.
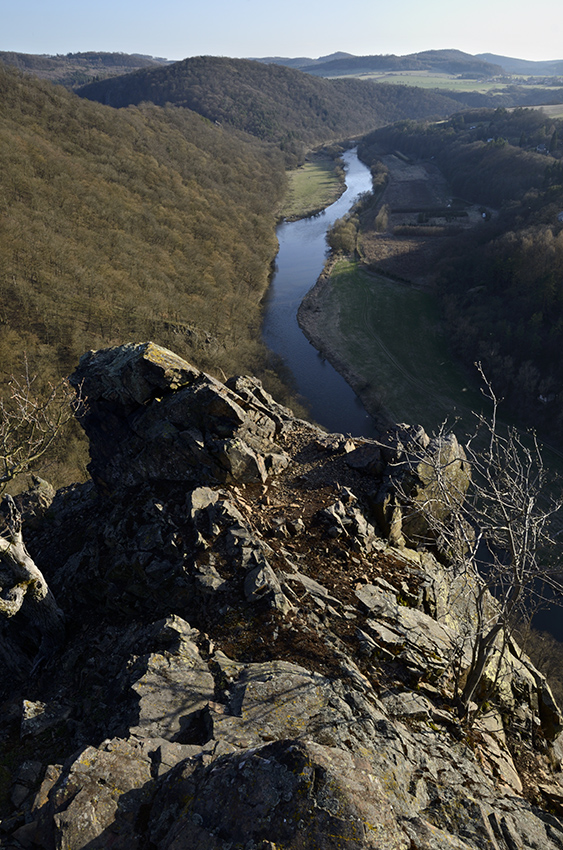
[
  {"xmin": 297, "ymin": 260, "xmax": 394, "ymax": 434},
  {"xmin": 279, "ymin": 150, "xmax": 346, "ymax": 221},
  {"xmin": 298, "ymin": 256, "xmax": 486, "ymax": 438},
  {"xmin": 297, "ymin": 150, "xmax": 497, "ymax": 435},
  {"xmin": 262, "ymin": 148, "xmax": 378, "ymax": 437}
]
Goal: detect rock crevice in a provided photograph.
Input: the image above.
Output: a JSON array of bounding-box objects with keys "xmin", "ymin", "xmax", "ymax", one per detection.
[{"xmin": 1, "ymin": 342, "xmax": 562, "ymax": 850}]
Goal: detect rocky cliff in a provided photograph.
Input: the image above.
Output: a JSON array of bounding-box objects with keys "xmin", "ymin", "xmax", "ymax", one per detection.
[{"xmin": 1, "ymin": 341, "xmax": 563, "ymax": 850}]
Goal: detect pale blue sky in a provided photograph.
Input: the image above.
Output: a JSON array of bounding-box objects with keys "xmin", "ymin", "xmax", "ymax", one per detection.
[{"xmin": 3, "ymin": 0, "xmax": 561, "ymax": 63}]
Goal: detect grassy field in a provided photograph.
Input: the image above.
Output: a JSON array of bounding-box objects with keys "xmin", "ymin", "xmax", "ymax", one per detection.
[
  {"xmin": 318, "ymin": 258, "xmax": 563, "ymax": 465},
  {"xmin": 350, "ymin": 71, "xmax": 502, "ymax": 93},
  {"xmin": 325, "ymin": 70, "xmax": 563, "ymax": 109},
  {"xmin": 318, "ymin": 258, "xmax": 487, "ymax": 436},
  {"xmin": 280, "ymin": 152, "xmax": 344, "ymax": 220},
  {"xmin": 522, "ymin": 103, "xmax": 563, "ymax": 118}
]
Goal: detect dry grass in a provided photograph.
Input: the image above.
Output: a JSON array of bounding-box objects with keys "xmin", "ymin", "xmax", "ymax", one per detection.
[{"xmin": 280, "ymin": 152, "xmax": 344, "ymax": 220}]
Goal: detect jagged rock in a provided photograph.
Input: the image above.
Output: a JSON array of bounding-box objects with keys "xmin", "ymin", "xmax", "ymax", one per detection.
[
  {"xmin": 43, "ymin": 738, "xmax": 153, "ymax": 850},
  {"xmin": 2, "ymin": 343, "xmax": 563, "ymax": 850},
  {"xmin": 13, "ymin": 476, "xmax": 56, "ymax": 529},
  {"xmin": 380, "ymin": 690, "xmax": 434, "ymax": 721},
  {"xmin": 21, "ymin": 699, "xmax": 71, "ymax": 739},
  {"xmin": 316, "ymin": 498, "xmax": 381, "ymax": 553},
  {"xmin": 148, "ymin": 739, "xmax": 410, "ymax": 850},
  {"xmin": 129, "ymin": 616, "xmax": 215, "ymax": 742},
  {"xmin": 281, "ymin": 570, "xmax": 341, "ymax": 609},
  {"xmin": 70, "ymin": 342, "xmax": 290, "ymax": 489},
  {"xmin": 539, "ymin": 782, "xmax": 563, "ymax": 815},
  {"xmin": 345, "ymin": 442, "xmax": 384, "ymax": 475},
  {"xmin": 211, "ymin": 659, "xmax": 366, "ymax": 750},
  {"xmin": 373, "ymin": 425, "xmax": 470, "ymax": 548},
  {"xmin": 243, "ymin": 561, "xmax": 291, "ymax": 612},
  {"xmin": 473, "ymin": 710, "xmax": 523, "ymax": 793}
]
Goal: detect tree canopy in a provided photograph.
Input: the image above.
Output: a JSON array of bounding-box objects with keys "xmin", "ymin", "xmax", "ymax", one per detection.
[
  {"xmin": 0, "ymin": 65, "xmax": 289, "ymax": 483},
  {"xmin": 77, "ymin": 56, "xmax": 468, "ymax": 156},
  {"xmin": 359, "ymin": 108, "xmax": 563, "ymax": 441}
]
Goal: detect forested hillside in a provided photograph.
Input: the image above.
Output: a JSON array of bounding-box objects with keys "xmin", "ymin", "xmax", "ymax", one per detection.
[
  {"xmin": 289, "ymin": 49, "xmax": 503, "ymax": 78},
  {"xmin": 77, "ymin": 56, "xmax": 467, "ymax": 157},
  {"xmin": 0, "ymin": 64, "xmax": 289, "ymax": 482},
  {"xmin": 0, "ymin": 54, "xmax": 475, "ymax": 487},
  {"xmin": 0, "ymin": 50, "xmax": 170, "ymax": 88},
  {"xmin": 359, "ymin": 108, "xmax": 563, "ymax": 437}
]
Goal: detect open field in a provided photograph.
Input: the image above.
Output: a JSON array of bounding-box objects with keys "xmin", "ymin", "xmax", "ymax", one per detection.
[
  {"xmin": 323, "ymin": 69, "xmax": 563, "ymax": 107},
  {"xmin": 525, "ymin": 103, "xmax": 563, "ymax": 118},
  {"xmin": 280, "ymin": 152, "xmax": 344, "ymax": 220},
  {"xmin": 357, "ymin": 153, "xmax": 496, "ymax": 285},
  {"xmin": 299, "ymin": 259, "xmax": 483, "ymax": 436},
  {"xmin": 341, "ymin": 71, "xmax": 502, "ymax": 93}
]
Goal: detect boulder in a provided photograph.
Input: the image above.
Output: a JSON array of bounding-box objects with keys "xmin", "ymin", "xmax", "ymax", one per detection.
[
  {"xmin": 373, "ymin": 425, "xmax": 470, "ymax": 548},
  {"xmin": 148, "ymin": 739, "xmax": 410, "ymax": 850},
  {"xmin": 70, "ymin": 342, "xmax": 290, "ymax": 490}
]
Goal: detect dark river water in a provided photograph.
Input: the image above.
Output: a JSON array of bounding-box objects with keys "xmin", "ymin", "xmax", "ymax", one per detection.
[{"xmin": 262, "ymin": 148, "xmax": 377, "ymax": 437}]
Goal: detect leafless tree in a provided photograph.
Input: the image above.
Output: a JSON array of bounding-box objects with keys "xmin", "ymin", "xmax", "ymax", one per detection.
[
  {"xmin": 0, "ymin": 365, "xmax": 79, "ymax": 668},
  {"xmin": 392, "ymin": 366, "xmax": 563, "ymax": 715},
  {"xmin": 0, "ymin": 363, "xmax": 78, "ymax": 494}
]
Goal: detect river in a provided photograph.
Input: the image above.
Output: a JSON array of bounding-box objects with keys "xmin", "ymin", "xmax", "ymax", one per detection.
[
  {"xmin": 262, "ymin": 148, "xmax": 377, "ymax": 437},
  {"xmin": 263, "ymin": 149, "xmax": 563, "ymax": 642}
]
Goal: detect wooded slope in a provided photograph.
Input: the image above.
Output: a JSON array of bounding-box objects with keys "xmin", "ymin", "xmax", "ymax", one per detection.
[
  {"xmin": 0, "ymin": 64, "xmax": 289, "ymax": 480},
  {"xmin": 77, "ymin": 56, "xmax": 466, "ymax": 154},
  {"xmin": 0, "ymin": 51, "xmax": 170, "ymax": 88},
  {"xmin": 360, "ymin": 108, "xmax": 563, "ymax": 437}
]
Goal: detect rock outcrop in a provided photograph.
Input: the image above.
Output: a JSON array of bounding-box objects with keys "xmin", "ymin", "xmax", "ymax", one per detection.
[
  {"xmin": 69, "ymin": 342, "xmax": 291, "ymax": 491},
  {"xmin": 1, "ymin": 342, "xmax": 563, "ymax": 850}
]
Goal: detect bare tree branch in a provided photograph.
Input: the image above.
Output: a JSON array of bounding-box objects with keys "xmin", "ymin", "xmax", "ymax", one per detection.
[
  {"xmin": 383, "ymin": 365, "xmax": 563, "ymax": 717},
  {"xmin": 0, "ymin": 359, "xmax": 81, "ymax": 493}
]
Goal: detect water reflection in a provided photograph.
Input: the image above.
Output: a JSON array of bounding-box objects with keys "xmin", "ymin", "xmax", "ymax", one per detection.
[{"xmin": 262, "ymin": 149, "xmax": 376, "ymax": 436}]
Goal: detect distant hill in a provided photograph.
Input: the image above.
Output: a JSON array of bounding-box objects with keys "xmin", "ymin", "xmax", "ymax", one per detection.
[
  {"xmin": 249, "ymin": 52, "xmax": 354, "ymax": 69},
  {"xmin": 254, "ymin": 49, "xmax": 503, "ymax": 78},
  {"xmin": 0, "ymin": 51, "xmax": 171, "ymax": 88},
  {"xmin": 77, "ymin": 55, "xmax": 468, "ymax": 151},
  {"xmin": 477, "ymin": 53, "xmax": 563, "ymax": 76}
]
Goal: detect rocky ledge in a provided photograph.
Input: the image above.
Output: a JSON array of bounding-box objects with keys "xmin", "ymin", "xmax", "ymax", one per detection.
[{"xmin": 1, "ymin": 341, "xmax": 563, "ymax": 849}]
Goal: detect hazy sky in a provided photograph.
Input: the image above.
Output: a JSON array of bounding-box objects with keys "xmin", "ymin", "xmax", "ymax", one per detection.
[{"xmin": 3, "ymin": 0, "xmax": 562, "ymax": 63}]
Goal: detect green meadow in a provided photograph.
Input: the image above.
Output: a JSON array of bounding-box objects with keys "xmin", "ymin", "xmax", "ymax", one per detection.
[
  {"xmin": 280, "ymin": 152, "xmax": 344, "ymax": 220},
  {"xmin": 328, "ymin": 71, "xmax": 502, "ymax": 93},
  {"xmin": 322, "ymin": 258, "xmax": 486, "ymax": 435}
]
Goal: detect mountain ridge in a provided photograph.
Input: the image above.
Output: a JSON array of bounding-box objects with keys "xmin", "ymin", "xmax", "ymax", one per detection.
[
  {"xmin": 0, "ymin": 49, "xmax": 171, "ymax": 87},
  {"xmin": 253, "ymin": 48, "xmax": 563, "ymax": 78},
  {"xmin": 75, "ymin": 55, "xmax": 481, "ymax": 147}
]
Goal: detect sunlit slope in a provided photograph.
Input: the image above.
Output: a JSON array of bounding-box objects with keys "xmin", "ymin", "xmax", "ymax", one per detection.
[{"xmin": 0, "ymin": 64, "xmax": 285, "ymax": 384}]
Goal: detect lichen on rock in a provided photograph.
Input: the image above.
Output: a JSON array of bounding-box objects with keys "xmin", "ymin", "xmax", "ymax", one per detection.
[{"xmin": 1, "ymin": 343, "xmax": 562, "ymax": 850}]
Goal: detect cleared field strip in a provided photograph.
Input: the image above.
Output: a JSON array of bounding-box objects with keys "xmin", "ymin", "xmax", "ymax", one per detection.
[
  {"xmin": 320, "ymin": 259, "xmax": 485, "ymax": 435},
  {"xmin": 280, "ymin": 154, "xmax": 344, "ymax": 221}
]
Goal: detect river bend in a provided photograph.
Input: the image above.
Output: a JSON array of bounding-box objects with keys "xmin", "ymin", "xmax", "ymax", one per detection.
[{"xmin": 262, "ymin": 149, "xmax": 376, "ymax": 437}]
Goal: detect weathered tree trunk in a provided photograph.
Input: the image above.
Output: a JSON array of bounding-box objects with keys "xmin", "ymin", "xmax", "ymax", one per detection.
[{"xmin": 0, "ymin": 495, "xmax": 64, "ymax": 669}]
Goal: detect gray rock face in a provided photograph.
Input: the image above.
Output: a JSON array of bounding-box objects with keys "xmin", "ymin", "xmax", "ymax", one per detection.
[
  {"xmin": 70, "ymin": 342, "xmax": 291, "ymax": 489},
  {"xmin": 149, "ymin": 739, "xmax": 409, "ymax": 850},
  {"xmin": 373, "ymin": 424, "xmax": 470, "ymax": 547},
  {"xmin": 129, "ymin": 616, "xmax": 215, "ymax": 741},
  {"xmin": 2, "ymin": 343, "xmax": 563, "ymax": 850}
]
